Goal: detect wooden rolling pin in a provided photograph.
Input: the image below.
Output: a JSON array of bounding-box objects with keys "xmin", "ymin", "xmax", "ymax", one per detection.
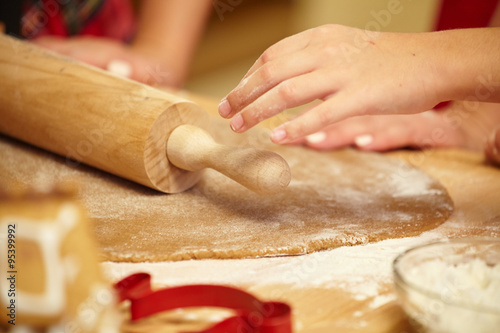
[{"xmin": 0, "ymin": 35, "xmax": 291, "ymax": 194}]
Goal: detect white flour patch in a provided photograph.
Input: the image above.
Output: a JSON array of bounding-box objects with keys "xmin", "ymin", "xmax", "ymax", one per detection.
[{"xmin": 103, "ymin": 230, "xmax": 445, "ymax": 306}]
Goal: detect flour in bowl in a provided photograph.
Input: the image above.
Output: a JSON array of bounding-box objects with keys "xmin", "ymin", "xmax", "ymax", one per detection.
[{"xmin": 403, "ymin": 257, "xmax": 500, "ymax": 333}]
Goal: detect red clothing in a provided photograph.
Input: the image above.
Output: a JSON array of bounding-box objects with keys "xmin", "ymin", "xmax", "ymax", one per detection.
[
  {"xmin": 433, "ymin": 0, "xmax": 498, "ymax": 111},
  {"xmin": 20, "ymin": 0, "xmax": 498, "ymax": 42},
  {"xmin": 436, "ymin": 0, "xmax": 499, "ymax": 30},
  {"xmin": 21, "ymin": 0, "xmax": 136, "ymax": 42}
]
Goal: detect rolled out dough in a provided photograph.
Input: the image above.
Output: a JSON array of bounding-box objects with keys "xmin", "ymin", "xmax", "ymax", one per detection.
[{"xmin": 0, "ymin": 121, "xmax": 453, "ymax": 262}]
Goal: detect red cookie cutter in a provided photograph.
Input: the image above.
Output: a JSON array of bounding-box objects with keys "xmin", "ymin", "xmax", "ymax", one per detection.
[{"xmin": 115, "ymin": 273, "xmax": 292, "ymax": 333}]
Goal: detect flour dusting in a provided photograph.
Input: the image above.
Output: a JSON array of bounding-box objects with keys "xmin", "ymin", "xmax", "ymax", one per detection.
[
  {"xmin": 0, "ymin": 136, "xmax": 454, "ymax": 262},
  {"xmin": 103, "ymin": 231, "xmax": 445, "ymax": 304}
]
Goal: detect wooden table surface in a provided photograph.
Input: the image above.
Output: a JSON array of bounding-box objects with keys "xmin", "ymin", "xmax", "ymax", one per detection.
[{"xmin": 2, "ymin": 90, "xmax": 500, "ymax": 332}]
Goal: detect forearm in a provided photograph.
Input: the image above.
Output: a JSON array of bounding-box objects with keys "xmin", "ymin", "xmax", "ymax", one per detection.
[
  {"xmin": 433, "ymin": 28, "xmax": 500, "ymax": 104},
  {"xmin": 132, "ymin": 0, "xmax": 212, "ymax": 81}
]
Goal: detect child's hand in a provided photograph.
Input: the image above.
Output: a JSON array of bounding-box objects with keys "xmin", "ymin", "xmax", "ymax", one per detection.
[
  {"xmin": 218, "ymin": 24, "xmax": 450, "ymax": 144},
  {"xmin": 33, "ymin": 36, "xmax": 184, "ymax": 87},
  {"xmin": 300, "ymin": 110, "xmax": 466, "ymax": 152},
  {"xmin": 299, "ymin": 102, "xmax": 500, "ymax": 165}
]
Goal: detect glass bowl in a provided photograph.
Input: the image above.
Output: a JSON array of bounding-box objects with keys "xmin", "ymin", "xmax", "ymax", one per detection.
[{"xmin": 393, "ymin": 238, "xmax": 500, "ymax": 333}]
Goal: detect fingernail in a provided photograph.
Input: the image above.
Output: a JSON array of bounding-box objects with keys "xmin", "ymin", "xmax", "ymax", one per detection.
[
  {"xmin": 230, "ymin": 113, "xmax": 244, "ymax": 131},
  {"xmin": 107, "ymin": 59, "xmax": 132, "ymax": 78},
  {"xmin": 218, "ymin": 98, "xmax": 231, "ymax": 118},
  {"xmin": 355, "ymin": 134, "xmax": 374, "ymax": 147},
  {"xmin": 271, "ymin": 127, "xmax": 287, "ymax": 143},
  {"xmin": 306, "ymin": 132, "xmax": 326, "ymax": 144}
]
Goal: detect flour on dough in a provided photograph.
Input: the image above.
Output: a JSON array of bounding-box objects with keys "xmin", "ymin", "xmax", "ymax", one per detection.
[{"xmin": 0, "ymin": 123, "xmax": 453, "ymax": 263}]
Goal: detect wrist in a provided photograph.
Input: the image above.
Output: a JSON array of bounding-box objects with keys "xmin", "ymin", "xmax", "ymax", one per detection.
[
  {"xmin": 420, "ymin": 30, "xmax": 460, "ymax": 106},
  {"xmin": 431, "ymin": 28, "xmax": 500, "ymax": 104}
]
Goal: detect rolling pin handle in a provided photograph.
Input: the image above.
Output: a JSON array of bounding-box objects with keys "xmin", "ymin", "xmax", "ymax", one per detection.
[{"xmin": 166, "ymin": 125, "xmax": 291, "ymax": 194}]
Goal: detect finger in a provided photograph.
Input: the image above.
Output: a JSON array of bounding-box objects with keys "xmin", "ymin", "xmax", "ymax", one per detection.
[
  {"xmin": 303, "ymin": 111, "xmax": 462, "ymax": 152},
  {"xmin": 285, "ymin": 137, "xmax": 306, "ymax": 146},
  {"xmin": 107, "ymin": 59, "xmax": 133, "ymax": 78},
  {"xmin": 229, "ymin": 69, "xmax": 338, "ymax": 133},
  {"xmin": 33, "ymin": 37, "xmax": 102, "ymax": 66},
  {"xmin": 355, "ymin": 113, "xmax": 458, "ymax": 151},
  {"xmin": 243, "ymin": 29, "xmax": 315, "ymax": 80},
  {"xmin": 303, "ymin": 115, "xmax": 409, "ymax": 151},
  {"xmin": 222, "ymin": 49, "xmax": 321, "ymax": 118},
  {"xmin": 304, "ymin": 119, "xmax": 370, "ymax": 150},
  {"xmin": 126, "ymin": 56, "xmax": 159, "ymax": 84},
  {"xmin": 306, "ymin": 119, "xmax": 413, "ymax": 152},
  {"xmin": 269, "ymin": 93, "xmax": 359, "ymax": 144},
  {"xmin": 355, "ymin": 126, "xmax": 414, "ymax": 152},
  {"xmin": 305, "ymin": 130, "xmax": 353, "ymax": 151},
  {"xmin": 31, "ymin": 36, "xmax": 68, "ymax": 52}
]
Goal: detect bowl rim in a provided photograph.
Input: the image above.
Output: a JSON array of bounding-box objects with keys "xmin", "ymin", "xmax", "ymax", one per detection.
[{"xmin": 392, "ymin": 237, "xmax": 500, "ymax": 315}]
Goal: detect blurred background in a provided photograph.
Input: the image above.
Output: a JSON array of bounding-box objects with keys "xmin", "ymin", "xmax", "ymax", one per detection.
[{"xmin": 186, "ymin": 0, "xmax": 440, "ymax": 98}]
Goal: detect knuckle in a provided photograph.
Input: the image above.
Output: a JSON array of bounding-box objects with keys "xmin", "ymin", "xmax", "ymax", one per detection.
[
  {"xmin": 259, "ymin": 64, "xmax": 275, "ymax": 83},
  {"xmin": 244, "ymin": 107, "xmax": 268, "ymax": 128},
  {"xmin": 226, "ymin": 90, "xmax": 244, "ymax": 110},
  {"xmin": 277, "ymin": 82, "xmax": 296, "ymax": 103},
  {"xmin": 316, "ymin": 24, "xmax": 330, "ymax": 35},
  {"xmin": 315, "ymin": 24, "xmax": 336, "ymax": 37},
  {"xmin": 260, "ymin": 48, "xmax": 274, "ymax": 64}
]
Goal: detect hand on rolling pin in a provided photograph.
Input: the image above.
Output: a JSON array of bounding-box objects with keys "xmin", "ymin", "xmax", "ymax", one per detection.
[
  {"xmin": 32, "ymin": 36, "xmax": 180, "ymax": 85},
  {"xmin": 30, "ymin": 0, "xmax": 212, "ymax": 87},
  {"xmin": 32, "ymin": 36, "xmax": 134, "ymax": 78},
  {"xmin": 218, "ymin": 25, "xmax": 500, "ymax": 146}
]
